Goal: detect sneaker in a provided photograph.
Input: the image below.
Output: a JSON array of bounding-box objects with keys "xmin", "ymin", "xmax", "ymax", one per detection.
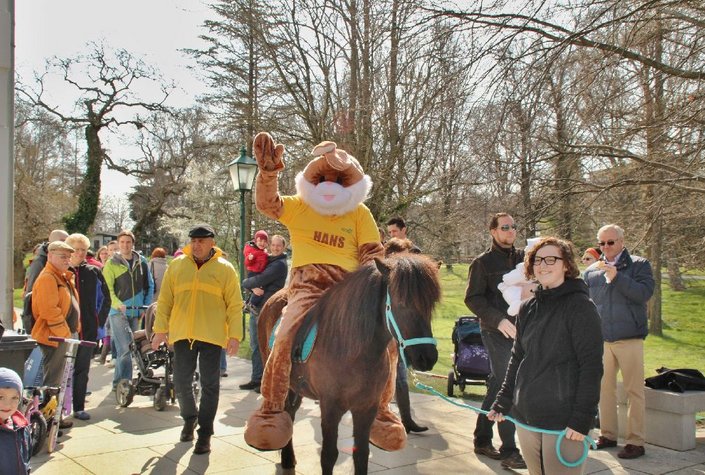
[
  {"xmin": 617, "ymin": 444, "xmax": 645, "ymax": 459},
  {"xmin": 594, "ymin": 436, "xmax": 618, "ymax": 450},
  {"xmin": 253, "ymin": 385, "xmax": 261, "ymax": 394},
  {"xmin": 220, "ymin": 371, "xmax": 228, "ymax": 378},
  {"xmin": 73, "ymin": 411, "xmax": 91, "ymax": 421},
  {"xmin": 238, "ymin": 381, "xmax": 260, "ymax": 390},
  {"xmin": 473, "ymin": 445, "xmax": 501, "ymax": 460},
  {"xmin": 500, "ymin": 451, "xmax": 527, "ymax": 469}
]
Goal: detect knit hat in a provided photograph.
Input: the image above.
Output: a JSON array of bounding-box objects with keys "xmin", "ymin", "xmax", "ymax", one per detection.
[
  {"xmin": 254, "ymin": 230, "xmax": 269, "ymax": 241},
  {"xmin": 584, "ymin": 248, "xmax": 601, "ymax": 260},
  {"xmin": 0, "ymin": 367, "xmax": 23, "ymax": 395}
]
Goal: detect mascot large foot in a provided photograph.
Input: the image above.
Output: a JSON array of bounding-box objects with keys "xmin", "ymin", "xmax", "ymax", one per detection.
[
  {"xmin": 369, "ymin": 408, "xmax": 407, "ymax": 451},
  {"xmin": 244, "ymin": 408, "xmax": 294, "ymax": 451}
]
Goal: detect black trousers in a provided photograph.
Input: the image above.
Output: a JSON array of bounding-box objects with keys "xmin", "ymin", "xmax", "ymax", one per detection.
[
  {"xmin": 173, "ymin": 340, "xmax": 222, "ymax": 438},
  {"xmin": 72, "ymin": 345, "xmax": 93, "ymax": 412}
]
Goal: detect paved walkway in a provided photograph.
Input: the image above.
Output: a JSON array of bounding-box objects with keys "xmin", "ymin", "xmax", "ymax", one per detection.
[{"xmin": 30, "ymin": 356, "xmax": 705, "ymax": 474}]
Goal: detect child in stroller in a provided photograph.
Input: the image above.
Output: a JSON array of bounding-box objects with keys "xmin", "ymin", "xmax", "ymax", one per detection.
[
  {"xmin": 447, "ymin": 315, "xmax": 491, "ymax": 397},
  {"xmin": 115, "ymin": 303, "xmax": 181, "ymax": 410}
]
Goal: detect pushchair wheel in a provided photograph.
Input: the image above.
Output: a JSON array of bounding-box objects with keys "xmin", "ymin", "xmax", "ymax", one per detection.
[
  {"xmin": 116, "ymin": 379, "xmax": 135, "ymax": 407},
  {"xmin": 154, "ymin": 385, "xmax": 167, "ymax": 411},
  {"xmin": 447, "ymin": 371, "xmax": 455, "ymax": 397}
]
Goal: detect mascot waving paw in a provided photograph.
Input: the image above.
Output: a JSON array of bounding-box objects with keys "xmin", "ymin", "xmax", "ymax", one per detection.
[{"xmin": 243, "ymin": 132, "xmax": 406, "ymax": 452}]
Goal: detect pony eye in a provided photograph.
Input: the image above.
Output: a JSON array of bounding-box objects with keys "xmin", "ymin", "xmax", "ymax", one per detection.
[
  {"xmin": 318, "ymin": 176, "xmax": 326, "ymax": 184},
  {"xmin": 336, "ymin": 177, "xmax": 343, "ymax": 185}
]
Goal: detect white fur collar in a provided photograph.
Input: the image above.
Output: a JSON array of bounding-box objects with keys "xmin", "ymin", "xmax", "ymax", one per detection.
[{"xmin": 295, "ymin": 172, "xmax": 372, "ymax": 216}]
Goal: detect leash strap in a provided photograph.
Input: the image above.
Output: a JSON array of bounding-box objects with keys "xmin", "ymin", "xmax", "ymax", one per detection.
[
  {"xmin": 384, "ymin": 293, "xmax": 437, "ymax": 369},
  {"xmin": 408, "ymin": 369, "xmax": 596, "ymax": 467}
]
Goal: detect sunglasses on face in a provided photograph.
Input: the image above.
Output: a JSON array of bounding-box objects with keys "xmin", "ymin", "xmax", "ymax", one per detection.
[
  {"xmin": 498, "ymin": 224, "xmax": 517, "ymax": 231},
  {"xmin": 532, "ymin": 256, "xmax": 563, "ymax": 266},
  {"xmin": 598, "ymin": 240, "xmax": 617, "ymax": 247}
]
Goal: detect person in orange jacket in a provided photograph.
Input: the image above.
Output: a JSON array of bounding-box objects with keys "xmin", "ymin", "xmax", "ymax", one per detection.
[{"xmin": 31, "ymin": 241, "xmax": 81, "ymax": 387}]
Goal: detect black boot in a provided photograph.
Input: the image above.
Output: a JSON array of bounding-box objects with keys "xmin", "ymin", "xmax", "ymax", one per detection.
[
  {"xmin": 180, "ymin": 418, "xmax": 197, "ymax": 442},
  {"xmin": 194, "ymin": 435, "xmax": 211, "ymax": 454},
  {"xmin": 396, "ymin": 379, "xmax": 428, "ymax": 433}
]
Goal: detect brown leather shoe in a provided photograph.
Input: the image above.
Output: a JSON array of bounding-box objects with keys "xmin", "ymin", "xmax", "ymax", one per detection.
[
  {"xmin": 618, "ymin": 444, "xmax": 645, "ymax": 459},
  {"xmin": 473, "ymin": 445, "xmax": 501, "ymax": 460},
  {"xmin": 501, "ymin": 451, "xmax": 527, "ymax": 469},
  {"xmin": 194, "ymin": 436, "xmax": 211, "ymax": 454},
  {"xmin": 594, "ymin": 436, "xmax": 618, "ymax": 450}
]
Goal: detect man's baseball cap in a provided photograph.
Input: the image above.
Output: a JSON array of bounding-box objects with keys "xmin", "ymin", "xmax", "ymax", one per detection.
[{"xmin": 188, "ymin": 224, "xmax": 216, "ymax": 238}]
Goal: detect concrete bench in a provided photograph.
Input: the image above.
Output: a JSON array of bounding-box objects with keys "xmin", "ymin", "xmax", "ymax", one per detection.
[{"xmin": 617, "ymin": 382, "xmax": 705, "ymax": 451}]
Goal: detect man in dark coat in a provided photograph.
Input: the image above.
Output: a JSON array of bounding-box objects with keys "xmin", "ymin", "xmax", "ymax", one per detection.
[
  {"xmin": 464, "ymin": 212, "xmax": 526, "ymax": 470},
  {"xmin": 584, "ymin": 224, "xmax": 654, "ymax": 459}
]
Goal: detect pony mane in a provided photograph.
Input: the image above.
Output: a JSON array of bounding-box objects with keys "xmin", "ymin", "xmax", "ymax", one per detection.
[{"xmin": 311, "ymin": 254, "xmax": 441, "ymax": 359}]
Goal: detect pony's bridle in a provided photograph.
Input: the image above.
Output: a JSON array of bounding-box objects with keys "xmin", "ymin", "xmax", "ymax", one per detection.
[{"xmin": 385, "ymin": 292, "xmax": 437, "ymax": 369}]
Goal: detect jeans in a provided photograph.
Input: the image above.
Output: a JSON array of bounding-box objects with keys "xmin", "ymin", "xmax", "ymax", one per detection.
[
  {"xmin": 109, "ymin": 313, "xmax": 139, "ymax": 386},
  {"xmin": 173, "ymin": 339, "xmax": 222, "ymax": 437},
  {"xmin": 473, "ymin": 329, "xmax": 518, "ymax": 456},
  {"xmin": 220, "ymin": 349, "xmax": 227, "ymax": 372},
  {"xmin": 249, "ymin": 307, "xmax": 263, "ymax": 383}
]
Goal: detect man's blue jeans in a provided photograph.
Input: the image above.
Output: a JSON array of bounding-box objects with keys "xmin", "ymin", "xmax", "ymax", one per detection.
[
  {"xmin": 473, "ymin": 329, "xmax": 518, "ymax": 456},
  {"xmin": 249, "ymin": 307, "xmax": 263, "ymax": 383},
  {"xmin": 109, "ymin": 313, "xmax": 139, "ymax": 386},
  {"xmin": 173, "ymin": 339, "xmax": 221, "ymax": 438}
]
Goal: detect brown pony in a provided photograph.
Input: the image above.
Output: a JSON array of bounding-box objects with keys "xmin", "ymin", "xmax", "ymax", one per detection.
[{"xmin": 257, "ymin": 253, "xmax": 442, "ymax": 474}]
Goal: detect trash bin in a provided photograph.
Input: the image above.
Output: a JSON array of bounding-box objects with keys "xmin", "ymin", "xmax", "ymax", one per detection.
[{"xmin": 0, "ymin": 330, "xmax": 37, "ymax": 379}]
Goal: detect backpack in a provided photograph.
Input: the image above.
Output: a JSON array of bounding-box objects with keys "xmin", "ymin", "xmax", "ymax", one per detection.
[{"xmin": 21, "ymin": 272, "xmax": 64, "ymax": 333}]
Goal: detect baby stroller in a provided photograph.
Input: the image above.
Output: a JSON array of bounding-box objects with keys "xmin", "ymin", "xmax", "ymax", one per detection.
[
  {"xmin": 447, "ymin": 315, "xmax": 491, "ymax": 397},
  {"xmin": 115, "ymin": 303, "xmax": 182, "ymax": 411}
]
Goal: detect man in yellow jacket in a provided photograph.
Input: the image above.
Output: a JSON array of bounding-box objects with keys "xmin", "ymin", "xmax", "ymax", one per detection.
[{"xmin": 152, "ymin": 224, "xmax": 243, "ymax": 455}]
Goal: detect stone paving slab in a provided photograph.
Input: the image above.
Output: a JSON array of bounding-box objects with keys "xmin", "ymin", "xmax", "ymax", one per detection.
[{"xmin": 29, "ymin": 355, "xmax": 705, "ymax": 474}]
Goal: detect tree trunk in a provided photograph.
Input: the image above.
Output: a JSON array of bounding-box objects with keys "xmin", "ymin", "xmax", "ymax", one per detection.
[
  {"xmin": 63, "ymin": 123, "xmax": 103, "ymax": 234},
  {"xmin": 667, "ymin": 256, "xmax": 686, "ymax": 291}
]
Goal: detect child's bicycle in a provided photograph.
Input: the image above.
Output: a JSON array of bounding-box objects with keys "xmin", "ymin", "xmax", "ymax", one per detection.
[
  {"xmin": 20, "ymin": 386, "xmax": 57, "ymax": 457},
  {"xmin": 46, "ymin": 335, "xmax": 97, "ymax": 453}
]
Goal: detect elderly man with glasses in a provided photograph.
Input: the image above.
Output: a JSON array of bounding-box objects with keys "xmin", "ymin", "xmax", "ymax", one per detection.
[
  {"xmin": 464, "ymin": 213, "xmax": 526, "ymax": 469},
  {"xmin": 584, "ymin": 224, "xmax": 654, "ymax": 459}
]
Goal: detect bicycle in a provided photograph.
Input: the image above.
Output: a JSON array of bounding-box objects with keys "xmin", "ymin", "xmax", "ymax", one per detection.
[
  {"xmin": 45, "ymin": 335, "xmax": 97, "ymax": 453},
  {"xmin": 20, "ymin": 386, "xmax": 55, "ymax": 457}
]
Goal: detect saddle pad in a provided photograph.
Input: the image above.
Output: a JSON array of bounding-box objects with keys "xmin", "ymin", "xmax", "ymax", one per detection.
[{"xmin": 268, "ymin": 317, "xmax": 318, "ymax": 363}]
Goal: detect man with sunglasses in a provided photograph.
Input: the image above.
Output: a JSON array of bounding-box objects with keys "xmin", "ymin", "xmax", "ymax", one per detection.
[
  {"xmin": 584, "ymin": 224, "xmax": 654, "ymax": 459},
  {"xmin": 464, "ymin": 213, "xmax": 526, "ymax": 469}
]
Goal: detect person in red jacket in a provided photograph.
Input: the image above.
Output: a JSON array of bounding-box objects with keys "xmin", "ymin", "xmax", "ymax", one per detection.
[{"xmin": 243, "ymin": 230, "xmax": 269, "ymax": 309}]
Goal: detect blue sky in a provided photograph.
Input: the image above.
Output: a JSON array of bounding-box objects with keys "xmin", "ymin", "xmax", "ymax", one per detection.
[{"xmin": 14, "ymin": 0, "xmax": 212, "ymax": 198}]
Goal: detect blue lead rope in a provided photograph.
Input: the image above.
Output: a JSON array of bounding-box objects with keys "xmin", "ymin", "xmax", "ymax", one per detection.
[{"xmin": 411, "ymin": 374, "xmax": 596, "ymax": 468}]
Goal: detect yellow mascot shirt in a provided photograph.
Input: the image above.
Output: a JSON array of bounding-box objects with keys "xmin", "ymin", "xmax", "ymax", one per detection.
[{"xmin": 279, "ymin": 196, "xmax": 380, "ymax": 271}]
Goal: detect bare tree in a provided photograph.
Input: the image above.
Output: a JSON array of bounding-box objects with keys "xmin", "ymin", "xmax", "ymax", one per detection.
[{"xmin": 17, "ymin": 42, "xmax": 172, "ymax": 234}]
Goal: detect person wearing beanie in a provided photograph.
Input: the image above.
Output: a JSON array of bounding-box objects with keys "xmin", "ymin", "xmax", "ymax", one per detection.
[
  {"xmin": 243, "ymin": 230, "xmax": 270, "ymax": 309},
  {"xmin": 0, "ymin": 367, "xmax": 31, "ymax": 474}
]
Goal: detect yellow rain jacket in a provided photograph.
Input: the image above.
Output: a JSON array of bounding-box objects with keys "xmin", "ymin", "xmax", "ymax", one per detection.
[{"xmin": 154, "ymin": 245, "xmax": 243, "ymax": 347}]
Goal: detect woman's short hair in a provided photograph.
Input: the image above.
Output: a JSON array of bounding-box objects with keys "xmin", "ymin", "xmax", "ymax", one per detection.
[
  {"xmin": 151, "ymin": 247, "xmax": 167, "ymax": 259},
  {"xmin": 524, "ymin": 236, "xmax": 581, "ymax": 280}
]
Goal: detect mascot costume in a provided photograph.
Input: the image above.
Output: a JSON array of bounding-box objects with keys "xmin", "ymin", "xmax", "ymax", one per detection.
[{"xmin": 243, "ymin": 132, "xmax": 407, "ymax": 452}]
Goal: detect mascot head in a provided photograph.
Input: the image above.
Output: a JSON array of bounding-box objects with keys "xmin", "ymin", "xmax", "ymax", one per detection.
[{"xmin": 296, "ymin": 141, "xmax": 372, "ymax": 216}]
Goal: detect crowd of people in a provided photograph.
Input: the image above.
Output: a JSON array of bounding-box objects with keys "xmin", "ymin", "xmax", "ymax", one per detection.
[{"xmin": 1, "ymin": 209, "xmax": 656, "ymax": 474}]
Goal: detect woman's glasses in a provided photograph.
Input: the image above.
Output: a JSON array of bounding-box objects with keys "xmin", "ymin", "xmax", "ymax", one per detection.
[
  {"xmin": 499, "ymin": 224, "xmax": 517, "ymax": 231},
  {"xmin": 532, "ymin": 256, "xmax": 563, "ymax": 266}
]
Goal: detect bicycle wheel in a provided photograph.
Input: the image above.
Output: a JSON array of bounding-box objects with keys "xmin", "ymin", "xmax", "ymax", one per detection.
[
  {"xmin": 29, "ymin": 412, "xmax": 48, "ymax": 457},
  {"xmin": 46, "ymin": 421, "xmax": 60, "ymax": 453}
]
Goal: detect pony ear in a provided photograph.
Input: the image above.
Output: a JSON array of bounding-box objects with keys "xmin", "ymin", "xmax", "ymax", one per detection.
[{"xmin": 374, "ymin": 257, "xmax": 391, "ymax": 280}]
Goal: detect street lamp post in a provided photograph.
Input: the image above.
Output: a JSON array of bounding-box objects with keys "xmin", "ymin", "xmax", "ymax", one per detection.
[{"xmin": 227, "ymin": 145, "xmax": 258, "ymax": 286}]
